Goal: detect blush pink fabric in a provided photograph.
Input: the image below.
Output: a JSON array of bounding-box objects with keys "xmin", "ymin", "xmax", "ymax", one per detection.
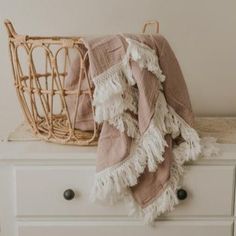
[{"xmin": 66, "ymin": 34, "xmax": 195, "ymax": 210}]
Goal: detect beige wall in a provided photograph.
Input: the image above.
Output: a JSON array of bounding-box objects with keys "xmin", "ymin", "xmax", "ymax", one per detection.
[{"xmin": 0, "ymin": 0, "xmax": 236, "ymax": 138}]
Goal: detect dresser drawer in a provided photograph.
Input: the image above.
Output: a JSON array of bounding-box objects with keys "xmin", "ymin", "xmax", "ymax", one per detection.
[
  {"xmin": 17, "ymin": 221, "xmax": 233, "ymax": 236},
  {"xmin": 15, "ymin": 166, "xmax": 126, "ymax": 217},
  {"xmin": 169, "ymin": 165, "xmax": 235, "ymax": 216},
  {"xmin": 15, "ymin": 165, "xmax": 234, "ymax": 217}
]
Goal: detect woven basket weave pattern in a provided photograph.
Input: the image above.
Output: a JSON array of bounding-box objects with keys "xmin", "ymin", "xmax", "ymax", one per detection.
[
  {"xmin": 5, "ymin": 20, "xmax": 98, "ymax": 146},
  {"xmin": 4, "ymin": 20, "xmax": 159, "ymax": 146}
]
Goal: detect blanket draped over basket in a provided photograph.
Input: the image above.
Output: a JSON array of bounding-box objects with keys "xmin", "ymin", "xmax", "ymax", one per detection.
[{"xmin": 66, "ymin": 33, "xmax": 217, "ymax": 223}]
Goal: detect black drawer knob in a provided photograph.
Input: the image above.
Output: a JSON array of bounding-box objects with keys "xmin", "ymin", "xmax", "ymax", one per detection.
[
  {"xmin": 63, "ymin": 189, "xmax": 75, "ymax": 200},
  {"xmin": 177, "ymin": 188, "xmax": 188, "ymax": 200}
]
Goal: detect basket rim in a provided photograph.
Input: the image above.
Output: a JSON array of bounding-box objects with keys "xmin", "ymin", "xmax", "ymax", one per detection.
[{"xmin": 5, "ymin": 19, "xmax": 83, "ymax": 45}]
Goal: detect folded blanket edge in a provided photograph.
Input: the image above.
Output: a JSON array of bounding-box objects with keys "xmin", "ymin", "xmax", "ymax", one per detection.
[{"xmin": 87, "ymin": 37, "xmax": 218, "ymax": 223}]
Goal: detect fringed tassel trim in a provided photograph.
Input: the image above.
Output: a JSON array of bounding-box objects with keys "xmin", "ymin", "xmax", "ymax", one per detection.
[
  {"xmin": 167, "ymin": 106, "xmax": 201, "ymax": 161},
  {"xmin": 108, "ymin": 113, "xmax": 139, "ymax": 139},
  {"xmin": 142, "ymin": 121, "xmax": 167, "ymax": 172},
  {"xmin": 92, "ymin": 62, "xmax": 134, "ymax": 105},
  {"xmin": 90, "ymin": 92, "xmax": 178, "ymax": 204},
  {"xmin": 90, "ymin": 123, "xmax": 168, "ymax": 204},
  {"xmin": 90, "ymin": 145, "xmax": 146, "ymax": 204},
  {"xmin": 200, "ymin": 136, "xmax": 220, "ymax": 158},
  {"xmin": 152, "ymin": 91, "xmax": 201, "ymax": 161},
  {"xmin": 127, "ymin": 93, "xmax": 204, "ymax": 223},
  {"xmin": 127, "ymin": 142, "xmax": 187, "ymax": 224},
  {"xmin": 90, "ymin": 37, "xmax": 208, "ymax": 223},
  {"xmin": 94, "ymin": 87, "xmax": 138, "ymax": 124},
  {"xmin": 91, "ymin": 90, "xmax": 203, "ymax": 218},
  {"xmin": 92, "ymin": 37, "xmax": 166, "ymax": 136},
  {"xmin": 124, "ymin": 38, "xmax": 166, "ymax": 82},
  {"xmin": 129, "ymin": 147, "xmax": 184, "ymax": 224}
]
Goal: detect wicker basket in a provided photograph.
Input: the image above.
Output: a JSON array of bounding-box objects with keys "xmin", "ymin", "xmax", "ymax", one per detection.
[{"xmin": 4, "ymin": 20, "xmax": 159, "ymax": 146}]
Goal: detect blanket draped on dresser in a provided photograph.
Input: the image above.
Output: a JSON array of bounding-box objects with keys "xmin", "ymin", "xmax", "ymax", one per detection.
[{"xmin": 66, "ymin": 34, "xmax": 218, "ymax": 223}]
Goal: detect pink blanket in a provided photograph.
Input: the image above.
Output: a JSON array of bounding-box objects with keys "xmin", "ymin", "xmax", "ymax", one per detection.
[{"xmin": 66, "ymin": 33, "xmax": 218, "ymax": 223}]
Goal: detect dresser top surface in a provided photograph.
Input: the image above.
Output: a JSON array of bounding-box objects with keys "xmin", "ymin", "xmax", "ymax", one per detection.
[
  {"xmin": 0, "ymin": 140, "xmax": 235, "ymax": 164},
  {"xmin": 0, "ymin": 117, "xmax": 236, "ymax": 163},
  {"xmin": 0, "ymin": 140, "xmax": 97, "ymax": 160}
]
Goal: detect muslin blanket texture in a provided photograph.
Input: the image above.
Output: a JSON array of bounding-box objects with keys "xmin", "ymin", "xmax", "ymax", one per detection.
[{"xmin": 65, "ymin": 33, "xmax": 218, "ymax": 223}]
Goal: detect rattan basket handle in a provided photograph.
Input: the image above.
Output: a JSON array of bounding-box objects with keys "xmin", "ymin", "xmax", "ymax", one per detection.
[
  {"xmin": 142, "ymin": 21, "xmax": 159, "ymax": 34},
  {"xmin": 4, "ymin": 19, "xmax": 17, "ymax": 38}
]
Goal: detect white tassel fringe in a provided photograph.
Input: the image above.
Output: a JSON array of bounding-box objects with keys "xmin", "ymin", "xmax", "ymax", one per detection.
[
  {"xmin": 93, "ymin": 62, "xmax": 133, "ymax": 105},
  {"xmin": 108, "ymin": 113, "xmax": 139, "ymax": 139},
  {"xmin": 90, "ymin": 37, "xmax": 218, "ymax": 223},
  {"xmin": 124, "ymin": 38, "xmax": 166, "ymax": 82},
  {"xmin": 94, "ymin": 87, "xmax": 138, "ymax": 124},
  {"xmin": 200, "ymin": 136, "xmax": 220, "ymax": 158},
  {"xmin": 90, "ymin": 91, "xmax": 202, "ymax": 206}
]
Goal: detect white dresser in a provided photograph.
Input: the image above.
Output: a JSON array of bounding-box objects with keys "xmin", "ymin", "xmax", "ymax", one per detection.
[{"xmin": 0, "ymin": 125, "xmax": 236, "ymax": 236}]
